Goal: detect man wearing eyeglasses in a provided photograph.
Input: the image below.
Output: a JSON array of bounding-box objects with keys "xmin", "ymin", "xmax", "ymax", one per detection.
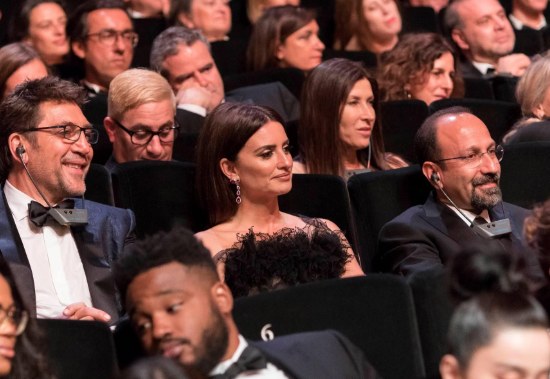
[
  {"xmin": 377, "ymin": 106, "xmax": 543, "ymax": 281},
  {"xmin": 68, "ymin": 0, "xmax": 137, "ymax": 97},
  {"xmin": 103, "ymin": 69, "xmax": 178, "ymax": 170},
  {"xmin": 0, "ymin": 77, "xmax": 135, "ymax": 325}
]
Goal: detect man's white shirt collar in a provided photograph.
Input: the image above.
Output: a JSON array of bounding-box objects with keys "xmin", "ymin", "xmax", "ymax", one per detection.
[
  {"xmin": 471, "ymin": 61, "xmax": 495, "ymax": 75},
  {"xmin": 209, "ymin": 335, "xmax": 249, "ymax": 376},
  {"xmin": 446, "ymin": 204, "xmax": 490, "ymax": 226},
  {"xmin": 4, "ymin": 180, "xmax": 39, "ymax": 222},
  {"xmin": 509, "ymin": 13, "xmax": 547, "ymax": 30}
]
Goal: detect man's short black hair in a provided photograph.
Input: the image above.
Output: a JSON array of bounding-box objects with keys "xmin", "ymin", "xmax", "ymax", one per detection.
[
  {"xmin": 415, "ymin": 106, "xmax": 472, "ymax": 166},
  {"xmin": 67, "ymin": 0, "xmax": 128, "ymax": 43},
  {"xmin": 114, "ymin": 227, "xmax": 218, "ymax": 305}
]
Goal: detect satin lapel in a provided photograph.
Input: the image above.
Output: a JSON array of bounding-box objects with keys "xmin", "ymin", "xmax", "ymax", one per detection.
[
  {"xmin": 71, "ymin": 199, "xmax": 119, "ymax": 324},
  {"xmin": 249, "ymin": 342, "xmax": 301, "ymax": 379}
]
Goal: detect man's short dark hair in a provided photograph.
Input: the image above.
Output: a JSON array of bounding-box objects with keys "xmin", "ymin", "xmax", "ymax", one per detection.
[
  {"xmin": 415, "ymin": 106, "xmax": 472, "ymax": 166},
  {"xmin": 114, "ymin": 226, "xmax": 218, "ymax": 305},
  {"xmin": 0, "ymin": 77, "xmax": 88, "ymax": 179},
  {"xmin": 67, "ymin": 0, "xmax": 128, "ymax": 43}
]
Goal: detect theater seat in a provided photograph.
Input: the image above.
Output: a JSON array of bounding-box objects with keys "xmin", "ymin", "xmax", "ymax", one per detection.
[
  {"xmin": 323, "ymin": 49, "xmax": 378, "ymax": 69},
  {"xmin": 279, "ymin": 174, "xmax": 359, "ymax": 254},
  {"xmin": 429, "ymin": 98, "xmax": 522, "ymax": 143},
  {"xmin": 37, "ymin": 319, "xmax": 118, "ymax": 379},
  {"xmin": 90, "ymin": 123, "xmax": 113, "ymax": 166},
  {"xmin": 172, "ymin": 132, "xmax": 200, "ymax": 163},
  {"xmin": 500, "ymin": 141, "xmax": 550, "ymax": 209},
  {"xmin": 131, "ymin": 18, "xmax": 167, "ymax": 69},
  {"xmin": 347, "ymin": 165, "xmax": 433, "ymax": 271},
  {"xmin": 513, "ymin": 27, "xmax": 544, "ymax": 56},
  {"xmin": 463, "ymin": 77, "xmax": 495, "ymax": 100},
  {"xmin": 82, "ymin": 95, "xmax": 108, "ymax": 125},
  {"xmin": 111, "ymin": 161, "xmax": 209, "ymax": 238},
  {"xmin": 85, "ymin": 163, "xmax": 114, "ymax": 206},
  {"xmin": 401, "ymin": 6, "xmax": 438, "ymax": 34},
  {"xmin": 233, "ymin": 275, "xmax": 426, "ymax": 379},
  {"xmin": 380, "ymin": 100, "xmax": 430, "ymax": 163},
  {"xmin": 223, "ymin": 68, "xmax": 305, "ymax": 101}
]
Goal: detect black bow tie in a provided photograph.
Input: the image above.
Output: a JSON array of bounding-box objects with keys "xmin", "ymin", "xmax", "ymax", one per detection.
[
  {"xmin": 28, "ymin": 200, "xmax": 75, "ymax": 227},
  {"xmin": 210, "ymin": 346, "xmax": 268, "ymax": 379}
]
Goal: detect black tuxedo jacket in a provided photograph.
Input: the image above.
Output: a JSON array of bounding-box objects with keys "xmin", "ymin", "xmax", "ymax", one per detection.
[
  {"xmin": 0, "ymin": 187, "xmax": 135, "ymax": 324},
  {"xmin": 378, "ymin": 192, "xmax": 542, "ymax": 281},
  {"xmin": 249, "ymin": 330, "xmax": 380, "ymax": 379}
]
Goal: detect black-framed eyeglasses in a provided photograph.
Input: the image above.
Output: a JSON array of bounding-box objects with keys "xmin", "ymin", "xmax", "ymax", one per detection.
[
  {"xmin": 434, "ymin": 145, "xmax": 504, "ymax": 169},
  {"xmin": 22, "ymin": 124, "xmax": 99, "ymax": 144},
  {"xmin": 113, "ymin": 119, "xmax": 180, "ymax": 146},
  {"xmin": 0, "ymin": 305, "xmax": 28, "ymax": 336},
  {"xmin": 86, "ymin": 30, "xmax": 139, "ymax": 47}
]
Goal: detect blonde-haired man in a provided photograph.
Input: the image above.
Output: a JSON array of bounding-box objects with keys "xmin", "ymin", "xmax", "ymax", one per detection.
[{"xmin": 104, "ymin": 68, "xmax": 179, "ymax": 171}]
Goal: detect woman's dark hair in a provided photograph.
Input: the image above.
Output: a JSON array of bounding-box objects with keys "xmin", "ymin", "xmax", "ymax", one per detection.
[
  {"xmin": 0, "ymin": 257, "xmax": 53, "ymax": 379},
  {"xmin": 299, "ymin": 58, "xmax": 389, "ymax": 176},
  {"xmin": 196, "ymin": 102, "xmax": 284, "ymax": 226},
  {"xmin": 122, "ymin": 357, "xmax": 189, "ymax": 379},
  {"xmin": 378, "ymin": 33, "xmax": 464, "ymax": 101},
  {"xmin": 246, "ymin": 5, "xmax": 316, "ymax": 71},
  {"xmin": 0, "ymin": 43, "xmax": 45, "ymax": 99},
  {"xmin": 445, "ymin": 245, "xmax": 548, "ymax": 369},
  {"xmin": 9, "ymin": 0, "xmax": 66, "ymax": 42},
  {"xmin": 525, "ymin": 197, "xmax": 550, "ymax": 281}
]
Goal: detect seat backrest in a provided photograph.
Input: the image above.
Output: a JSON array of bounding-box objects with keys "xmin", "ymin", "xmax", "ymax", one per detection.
[
  {"xmin": 233, "ymin": 275, "xmax": 425, "ymax": 379},
  {"xmin": 401, "ymin": 6, "xmax": 438, "ymax": 33},
  {"xmin": 90, "ymin": 123, "xmax": 113, "ymax": 165},
  {"xmin": 490, "ymin": 76, "xmax": 519, "ymax": 103},
  {"xmin": 223, "ymin": 68, "xmax": 305, "ymax": 100},
  {"xmin": 347, "ymin": 165, "xmax": 433, "ymax": 271},
  {"xmin": 429, "ymin": 98, "xmax": 522, "ymax": 143},
  {"xmin": 85, "ymin": 163, "xmax": 114, "ymax": 206},
  {"xmin": 322, "ymin": 49, "xmax": 378, "ymax": 69},
  {"xmin": 82, "ymin": 95, "xmax": 108, "ymax": 126},
  {"xmin": 131, "ymin": 18, "xmax": 167, "ymax": 68},
  {"xmin": 111, "ymin": 161, "xmax": 209, "ymax": 238},
  {"xmin": 380, "ymin": 100, "xmax": 430, "ymax": 163},
  {"xmin": 37, "ymin": 319, "xmax": 118, "ymax": 379},
  {"xmin": 279, "ymin": 174, "xmax": 359, "ymax": 254},
  {"xmin": 513, "ymin": 27, "xmax": 544, "ymax": 56},
  {"xmin": 172, "ymin": 132, "xmax": 200, "ymax": 163},
  {"xmin": 500, "ymin": 141, "xmax": 550, "ymax": 209},
  {"xmin": 463, "ymin": 77, "xmax": 495, "ymax": 100}
]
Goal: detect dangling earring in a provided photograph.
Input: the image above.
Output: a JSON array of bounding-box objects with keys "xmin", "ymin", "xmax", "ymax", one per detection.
[
  {"xmin": 404, "ymin": 85, "xmax": 412, "ymax": 99},
  {"xmin": 230, "ymin": 179, "xmax": 241, "ymax": 204}
]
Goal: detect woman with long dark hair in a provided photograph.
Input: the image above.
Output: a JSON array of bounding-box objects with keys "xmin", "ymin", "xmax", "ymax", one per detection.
[
  {"xmin": 195, "ymin": 102, "xmax": 364, "ymax": 297},
  {"xmin": 295, "ymin": 58, "xmax": 407, "ymax": 180}
]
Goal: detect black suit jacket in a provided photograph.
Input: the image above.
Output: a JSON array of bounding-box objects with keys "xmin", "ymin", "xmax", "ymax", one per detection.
[
  {"xmin": 249, "ymin": 330, "xmax": 380, "ymax": 379},
  {"xmin": 378, "ymin": 192, "xmax": 542, "ymax": 281},
  {"xmin": 0, "ymin": 186, "xmax": 135, "ymax": 324}
]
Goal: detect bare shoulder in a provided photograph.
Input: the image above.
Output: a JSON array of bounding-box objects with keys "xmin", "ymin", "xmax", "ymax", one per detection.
[
  {"xmin": 194, "ymin": 229, "xmax": 224, "ymax": 257},
  {"xmin": 292, "ymin": 161, "xmax": 307, "ymax": 174}
]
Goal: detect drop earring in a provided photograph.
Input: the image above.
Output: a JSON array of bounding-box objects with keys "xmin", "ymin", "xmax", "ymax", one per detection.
[{"xmin": 230, "ymin": 178, "xmax": 241, "ymax": 204}]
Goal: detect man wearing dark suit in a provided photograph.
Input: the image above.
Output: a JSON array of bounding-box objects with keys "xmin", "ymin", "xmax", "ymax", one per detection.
[
  {"xmin": 114, "ymin": 227, "xmax": 379, "ymax": 379},
  {"xmin": 150, "ymin": 27, "xmax": 299, "ymax": 134},
  {"xmin": 0, "ymin": 77, "xmax": 135, "ymax": 324},
  {"xmin": 378, "ymin": 106, "xmax": 542, "ymax": 281}
]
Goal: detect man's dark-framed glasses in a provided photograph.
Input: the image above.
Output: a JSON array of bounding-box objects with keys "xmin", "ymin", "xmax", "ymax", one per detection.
[
  {"xmin": 0, "ymin": 304, "xmax": 28, "ymax": 336},
  {"xmin": 86, "ymin": 30, "xmax": 139, "ymax": 47},
  {"xmin": 23, "ymin": 124, "xmax": 99, "ymax": 144},
  {"xmin": 113, "ymin": 119, "xmax": 180, "ymax": 146},
  {"xmin": 434, "ymin": 145, "xmax": 504, "ymax": 169}
]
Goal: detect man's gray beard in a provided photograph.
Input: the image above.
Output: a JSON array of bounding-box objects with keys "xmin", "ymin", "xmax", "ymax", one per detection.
[{"xmin": 471, "ymin": 179, "xmax": 502, "ymax": 210}]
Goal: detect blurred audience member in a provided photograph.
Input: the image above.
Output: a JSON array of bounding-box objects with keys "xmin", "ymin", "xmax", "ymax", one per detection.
[
  {"xmin": 10, "ymin": 0, "xmax": 70, "ymax": 66},
  {"xmin": 408, "ymin": 0, "xmax": 448, "ymax": 13},
  {"xmin": 195, "ymin": 103, "xmax": 363, "ymax": 297},
  {"xmin": 295, "ymin": 59, "xmax": 407, "ymax": 180},
  {"xmin": 445, "ymin": 0, "xmax": 530, "ymax": 78},
  {"xmin": 440, "ymin": 247, "xmax": 550, "ymax": 379},
  {"xmin": 123, "ymin": 0, "xmax": 170, "ymax": 18},
  {"xmin": 169, "ymin": 0, "xmax": 231, "ymax": 41},
  {"xmin": 122, "ymin": 357, "xmax": 189, "ymax": 379},
  {"xmin": 67, "ymin": 0, "xmax": 137, "ymax": 97},
  {"xmin": 246, "ymin": 6, "xmax": 324, "ymax": 71},
  {"xmin": 378, "ymin": 106, "xmax": 543, "ymax": 280},
  {"xmin": 334, "ymin": 0, "xmax": 401, "ymax": 54},
  {"xmin": 151, "ymin": 27, "xmax": 299, "ymax": 129},
  {"xmin": 378, "ymin": 33, "xmax": 464, "ymax": 105},
  {"xmin": 114, "ymin": 226, "xmax": 377, "ymax": 378},
  {"xmin": 0, "ymin": 257, "xmax": 53, "ymax": 379},
  {"xmin": 509, "ymin": 0, "xmax": 548, "ymax": 30},
  {"xmin": 0, "ymin": 43, "xmax": 48, "ymax": 100},
  {"xmin": 0, "ymin": 77, "xmax": 135, "ymax": 323},
  {"xmin": 503, "ymin": 54, "xmax": 550, "ymax": 143},
  {"xmin": 104, "ymin": 69, "xmax": 178, "ymax": 171},
  {"xmin": 247, "ymin": 0, "xmax": 300, "ymax": 24}
]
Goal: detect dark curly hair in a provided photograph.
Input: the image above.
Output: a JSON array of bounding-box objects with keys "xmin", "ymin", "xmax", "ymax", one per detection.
[
  {"xmin": 114, "ymin": 226, "xmax": 218, "ymax": 307},
  {"xmin": 525, "ymin": 198, "xmax": 550, "ymax": 281},
  {"xmin": 378, "ymin": 33, "xmax": 464, "ymax": 102}
]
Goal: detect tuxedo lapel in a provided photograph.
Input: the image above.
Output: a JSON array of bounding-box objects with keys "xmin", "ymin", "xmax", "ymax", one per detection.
[{"xmin": 249, "ymin": 342, "xmax": 300, "ymax": 379}]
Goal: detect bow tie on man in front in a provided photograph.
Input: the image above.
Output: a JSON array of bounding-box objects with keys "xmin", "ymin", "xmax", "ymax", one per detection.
[
  {"xmin": 210, "ymin": 345, "xmax": 268, "ymax": 379},
  {"xmin": 28, "ymin": 199, "xmax": 75, "ymax": 227}
]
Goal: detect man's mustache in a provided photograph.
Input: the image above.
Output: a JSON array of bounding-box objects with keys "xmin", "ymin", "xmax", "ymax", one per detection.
[
  {"xmin": 472, "ymin": 173, "xmax": 500, "ymax": 187},
  {"xmin": 156, "ymin": 337, "xmax": 191, "ymax": 354}
]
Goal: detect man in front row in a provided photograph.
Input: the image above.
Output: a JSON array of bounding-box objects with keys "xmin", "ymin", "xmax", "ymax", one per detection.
[
  {"xmin": 114, "ymin": 227, "xmax": 380, "ymax": 379},
  {"xmin": 103, "ymin": 68, "xmax": 178, "ymax": 171},
  {"xmin": 378, "ymin": 106, "xmax": 542, "ymax": 281},
  {"xmin": 0, "ymin": 77, "xmax": 135, "ymax": 324}
]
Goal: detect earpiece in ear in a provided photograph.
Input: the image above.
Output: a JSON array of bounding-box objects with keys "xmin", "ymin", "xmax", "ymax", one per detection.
[
  {"xmin": 16, "ymin": 146, "xmax": 26, "ymax": 156},
  {"xmin": 431, "ymin": 172, "xmax": 440, "ymax": 182}
]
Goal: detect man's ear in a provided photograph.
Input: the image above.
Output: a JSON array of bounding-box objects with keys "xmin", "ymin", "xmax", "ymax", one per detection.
[
  {"xmin": 8, "ymin": 134, "xmax": 27, "ymax": 164},
  {"xmin": 212, "ymin": 282, "xmax": 233, "ymax": 315},
  {"xmin": 451, "ymin": 29, "xmax": 470, "ymax": 51},
  {"xmin": 422, "ymin": 161, "xmax": 442, "ymax": 189},
  {"xmin": 220, "ymin": 158, "xmax": 238, "ymax": 181},
  {"xmin": 178, "ymin": 12, "xmax": 195, "ymax": 29},
  {"xmin": 72, "ymin": 40, "xmax": 87, "ymax": 60},
  {"xmin": 104, "ymin": 117, "xmax": 117, "ymax": 143},
  {"xmin": 439, "ymin": 354, "xmax": 462, "ymax": 379}
]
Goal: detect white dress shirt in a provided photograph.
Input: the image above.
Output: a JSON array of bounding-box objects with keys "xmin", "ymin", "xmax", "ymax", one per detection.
[
  {"xmin": 472, "ymin": 61, "xmax": 495, "ymax": 75},
  {"xmin": 509, "ymin": 14, "xmax": 547, "ymax": 30},
  {"xmin": 209, "ymin": 335, "xmax": 289, "ymax": 379},
  {"xmin": 4, "ymin": 181, "xmax": 92, "ymax": 319},
  {"xmin": 446, "ymin": 204, "xmax": 490, "ymax": 226}
]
